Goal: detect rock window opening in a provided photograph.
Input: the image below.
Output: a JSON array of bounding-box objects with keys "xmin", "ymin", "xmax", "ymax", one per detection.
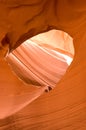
[{"xmin": 6, "ymin": 29, "xmax": 74, "ymax": 90}]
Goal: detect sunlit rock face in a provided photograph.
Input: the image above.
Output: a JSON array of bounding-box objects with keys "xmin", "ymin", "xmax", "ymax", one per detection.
[
  {"xmin": 7, "ymin": 30, "xmax": 74, "ymax": 88},
  {"xmin": 0, "ymin": 30, "xmax": 74, "ymax": 119}
]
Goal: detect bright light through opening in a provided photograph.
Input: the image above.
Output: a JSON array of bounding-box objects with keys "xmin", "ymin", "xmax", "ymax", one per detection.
[{"xmin": 6, "ymin": 29, "xmax": 74, "ymax": 89}]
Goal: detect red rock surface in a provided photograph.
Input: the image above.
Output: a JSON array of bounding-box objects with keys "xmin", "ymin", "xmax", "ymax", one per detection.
[{"xmin": 0, "ymin": 0, "xmax": 86, "ymax": 130}]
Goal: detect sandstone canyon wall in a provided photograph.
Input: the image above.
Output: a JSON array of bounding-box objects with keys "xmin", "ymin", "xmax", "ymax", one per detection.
[{"xmin": 0, "ymin": 0, "xmax": 86, "ymax": 130}]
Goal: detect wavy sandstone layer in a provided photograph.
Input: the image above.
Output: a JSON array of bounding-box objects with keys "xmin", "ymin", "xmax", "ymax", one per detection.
[{"xmin": 0, "ymin": 0, "xmax": 86, "ymax": 130}]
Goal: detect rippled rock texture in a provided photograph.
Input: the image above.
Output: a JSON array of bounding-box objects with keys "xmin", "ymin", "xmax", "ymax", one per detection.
[{"xmin": 0, "ymin": 0, "xmax": 86, "ymax": 130}]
